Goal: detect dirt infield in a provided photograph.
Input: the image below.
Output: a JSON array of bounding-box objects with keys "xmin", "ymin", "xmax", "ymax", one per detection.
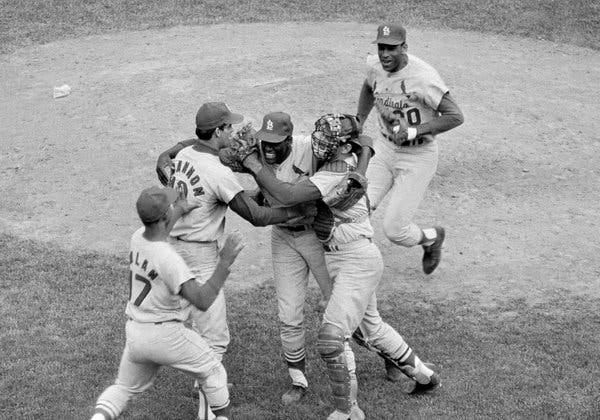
[{"xmin": 1, "ymin": 22, "xmax": 599, "ymax": 303}]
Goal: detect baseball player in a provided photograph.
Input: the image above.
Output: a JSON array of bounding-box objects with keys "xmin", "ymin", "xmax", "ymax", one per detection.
[
  {"xmin": 356, "ymin": 23, "xmax": 464, "ymax": 282},
  {"xmin": 90, "ymin": 186, "xmax": 244, "ymax": 420},
  {"xmin": 154, "ymin": 102, "xmax": 314, "ymax": 370},
  {"xmin": 239, "ymin": 114, "xmax": 440, "ymax": 420},
  {"xmin": 254, "ymin": 111, "xmax": 333, "ymax": 404}
]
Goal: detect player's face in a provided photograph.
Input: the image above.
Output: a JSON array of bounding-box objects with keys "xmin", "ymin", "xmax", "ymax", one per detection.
[
  {"xmin": 261, "ymin": 137, "xmax": 292, "ymax": 165},
  {"xmin": 217, "ymin": 124, "xmax": 235, "ymax": 148},
  {"xmin": 378, "ymin": 43, "xmax": 408, "ymax": 73},
  {"xmin": 260, "ymin": 137, "xmax": 292, "ymax": 165}
]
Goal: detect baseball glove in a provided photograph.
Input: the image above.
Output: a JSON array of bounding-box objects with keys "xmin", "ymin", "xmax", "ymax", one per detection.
[
  {"xmin": 375, "ymin": 103, "xmax": 409, "ymax": 145},
  {"xmin": 322, "ymin": 171, "xmax": 368, "ymax": 211},
  {"xmin": 313, "ymin": 199, "xmax": 335, "ymax": 242},
  {"xmin": 218, "ymin": 123, "xmax": 259, "ymax": 173}
]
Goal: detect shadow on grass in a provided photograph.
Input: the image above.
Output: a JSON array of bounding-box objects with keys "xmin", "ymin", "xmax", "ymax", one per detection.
[{"xmin": 1, "ymin": 233, "xmax": 599, "ymax": 419}]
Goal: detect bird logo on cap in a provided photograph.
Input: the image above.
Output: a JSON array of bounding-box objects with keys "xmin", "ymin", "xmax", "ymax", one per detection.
[
  {"xmin": 266, "ymin": 120, "xmax": 274, "ymax": 130},
  {"xmin": 383, "ymin": 26, "xmax": 390, "ymax": 36}
]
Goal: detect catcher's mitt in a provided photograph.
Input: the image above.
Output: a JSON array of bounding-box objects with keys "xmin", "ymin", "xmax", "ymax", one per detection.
[
  {"xmin": 322, "ymin": 171, "xmax": 368, "ymax": 211},
  {"xmin": 218, "ymin": 123, "xmax": 259, "ymax": 173},
  {"xmin": 313, "ymin": 199, "xmax": 335, "ymax": 243}
]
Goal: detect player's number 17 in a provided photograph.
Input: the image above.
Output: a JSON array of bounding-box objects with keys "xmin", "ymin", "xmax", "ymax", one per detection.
[{"xmin": 128, "ymin": 271, "xmax": 152, "ymax": 306}]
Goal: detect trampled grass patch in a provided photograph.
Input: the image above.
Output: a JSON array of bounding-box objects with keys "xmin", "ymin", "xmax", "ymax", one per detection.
[{"xmin": 1, "ymin": 233, "xmax": 599, "ymax": 418}]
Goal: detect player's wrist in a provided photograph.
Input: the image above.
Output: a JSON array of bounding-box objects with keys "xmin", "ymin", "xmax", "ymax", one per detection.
[{"xmin": 407, "ymin": 127, "xmax": 418, "ymax": 141}]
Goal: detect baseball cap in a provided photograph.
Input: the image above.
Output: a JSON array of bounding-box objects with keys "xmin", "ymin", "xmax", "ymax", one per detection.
[
  {"xmin": 373, "ymin": 24, "xmax": 406, "ymax": 45},
  {"xmin": 195, "ymin": 102, "xmax": 244, "ymax": 130},
  {"xmin": 256, "ymin": 112, "xmax": 294, "ymax": 143},
  {"xmin": 136, "ymin": 186, "xmax": 178, "ymax": 223}
]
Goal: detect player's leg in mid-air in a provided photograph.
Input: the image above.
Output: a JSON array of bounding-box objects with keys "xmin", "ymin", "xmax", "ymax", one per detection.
[{"xmin": 372, "ymin": 140, "xmax": 446, "ymax": 274}]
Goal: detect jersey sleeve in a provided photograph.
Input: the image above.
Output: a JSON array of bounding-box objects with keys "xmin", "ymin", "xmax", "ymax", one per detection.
[
  {"xmin": 214, "ymin": 167, "xmax": 245, "ymax": 204},
  {"xmin": 309, "ymin": 171, "xmax": 345, "ymax": 198},
  {"xmin": 365, "ymin": 54, "xmax": 380, "ymax": 88},
  {"xmin": 157, "ymin": 246, "xmax": 195, "ymax": 295},
  {"xmin": 420, "ymin": 66, "xmax": 449, "ymax": 110}
]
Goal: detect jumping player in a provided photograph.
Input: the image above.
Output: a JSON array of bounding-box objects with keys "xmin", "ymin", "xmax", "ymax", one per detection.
[
  {"xmin": 90, "ymin": 186, "xmax": 244, "ymax": 420},
  {"xmin": 240, "ymin": 114, "xmax": 440, "ymax": 420},
  {"xmin": 355, "ymin": 23, "xmax": 464, "ymax": 279}
]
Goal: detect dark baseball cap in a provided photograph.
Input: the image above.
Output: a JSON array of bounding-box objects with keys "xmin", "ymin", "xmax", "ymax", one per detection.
[
  {"xmin": 195, "ymin": 102, "xmax": 244, "ymax": 130},
  {"xmin": 373, "ymin": 24, "xmax": 406, "ymax": 45},
  {"xmin": 256, "ymin": 112, "xmax": 294, "ymax": 143},
  {"xmin": 136, "ymin": 186, "xmax": 178, "ymax": 223}
]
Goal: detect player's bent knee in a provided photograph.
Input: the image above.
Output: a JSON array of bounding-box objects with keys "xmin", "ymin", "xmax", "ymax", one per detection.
[
  {"xmin": 317, "ymin": 323, "xmax": 345, "ymax": 360},
  {"xmin": 383, "ymin": 221, "xmax": 414, "ymax": 246}
]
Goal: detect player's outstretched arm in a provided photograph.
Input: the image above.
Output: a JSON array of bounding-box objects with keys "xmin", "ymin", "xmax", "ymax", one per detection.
[
  {"xmin": 243, "ymin": 153, "xmax": 322, "ymax": 206},
  {"xmin": 155, "ymin": 139, "xmax": 197, "ymax": 185},
  {"xmin": 356, "ymin": 80, "xmax": 375, "ymax": 128},
  {"xmin": 179, "ymin": 232, "xmax": 244, "ymax": 311},
  {"xmin": 228, "ymin": 191, "xmax": 315, "ymax": 227}
]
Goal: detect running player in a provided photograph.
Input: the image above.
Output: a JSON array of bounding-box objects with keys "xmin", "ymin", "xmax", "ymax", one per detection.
[
  {"xmin": 90, "ymin": 186, "xmax": 244, "ymax": 420},
  {"xmin": 356, "ymin": 23, "xmax": 464, "ymax": 278}
]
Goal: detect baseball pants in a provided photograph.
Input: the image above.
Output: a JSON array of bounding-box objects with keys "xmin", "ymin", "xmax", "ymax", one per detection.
[
  {"xmin": 94, "ymin": 320, "xmax": 229, "ymax": 419},
  {"xmin": 367, "ymin": 137, "xmax": 439, "ymax": 247},
  {"xmin": 170, "ymin": 239, "xmax": 229, "ymax": 360},
  {"xmin": 271, "ymin": 226, "xmax": 332, "ymax": 366},
  {"xmin": 323, "ymin": 238, "xmax": 412, "ymax": 360}
]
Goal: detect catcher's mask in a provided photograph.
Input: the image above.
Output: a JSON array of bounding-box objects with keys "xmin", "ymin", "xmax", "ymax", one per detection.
[{"xmin": 311, "ymin": 114, "xmax": 361, "ymax": 161}]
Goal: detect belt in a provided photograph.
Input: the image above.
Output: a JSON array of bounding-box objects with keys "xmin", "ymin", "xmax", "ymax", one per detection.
[
  {"xmin": 173, "ymin": 236, "xmax": 216, "ymax": 244},
  {"xmin": 279, "ymin": 225, "xmax": 310, "ymax": 232},
  {"xmin": 323, "ymin": 238, "xmax": 372, "ymax": 252},
  {"xmin": 383, "ymin": 134, "xmax": 425, "ymax": 147},
  {"xmin": 129, "ymin": 317, "xmax": 182, "ymax": 325}
]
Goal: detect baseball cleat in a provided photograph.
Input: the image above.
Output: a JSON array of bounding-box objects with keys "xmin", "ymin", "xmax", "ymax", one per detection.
[
  {"xmin": 281, "ymin": 385, "xmax": 307, "ymax": 405},
  {"xmin": 401, "ymin": 371, "xmax": 441, "ymax": 395},
  {"xmin": 385, "ymin": 361, "xmax": 437, "ymax": 383},
  {"xmin": 422, "ymin": 226, "xmax": 445, "ymax": 274}
]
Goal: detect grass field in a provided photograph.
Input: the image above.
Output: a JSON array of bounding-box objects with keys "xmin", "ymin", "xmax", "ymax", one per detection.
[
  {"xmin": 1, "ymin": 0, "xmax": 598, "ymax": 54},
  {"xmin": 2, "ymin": 233, "xmax": 600, "ymax": 418},
  {"xmin": 2, "ymin": 1, "xmax": 600, "ymax": 419}
]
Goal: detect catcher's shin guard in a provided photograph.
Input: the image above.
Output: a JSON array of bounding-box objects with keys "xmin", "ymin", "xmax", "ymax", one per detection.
[{"xmin": 317, "ymin": 323, "xmax": 352, "ymax": 413}]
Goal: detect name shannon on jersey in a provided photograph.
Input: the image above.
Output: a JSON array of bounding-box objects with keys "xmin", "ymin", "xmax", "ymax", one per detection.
[{"xmin": 170, "ymin": 159, "xmax": 205, "ymax": 197}]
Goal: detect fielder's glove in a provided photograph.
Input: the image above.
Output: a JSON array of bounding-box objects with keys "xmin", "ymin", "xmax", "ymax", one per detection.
[
  {"xmin": 218, "ymin": 123, "xmax": 259, "ymax": 173},
  {"xmin": 322, "ymin": 171, "xmax": 368, "ymax": 211}
]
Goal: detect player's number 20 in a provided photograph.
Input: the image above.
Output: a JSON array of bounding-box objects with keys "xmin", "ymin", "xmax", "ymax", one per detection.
[{"xmin": 129, "ymin": 271, "xmax": 152, "ymax": 306}]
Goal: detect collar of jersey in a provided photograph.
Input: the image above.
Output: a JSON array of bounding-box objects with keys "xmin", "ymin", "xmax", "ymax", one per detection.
[{"xmin": 192, "ymin": 141, "xmax": 219, "ymax": 156}]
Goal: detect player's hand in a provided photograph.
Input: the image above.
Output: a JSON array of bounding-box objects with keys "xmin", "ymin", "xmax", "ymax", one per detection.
[
  {"xmin": 388, "ymin": 117, "xmax": 409, "ymax": 145},
  {"xmin": 156, "ymin": 152, "xmax": 174, "ymax": 186},
  {"xmin": 174, "ymin": 189, "xmax": 200, "ymax": 215},
  {"xmin": 285, "ymin": 202, "xmax": 317, "ymax": 225},
  {"xmin": 241, "ymin": 151, "xmax": 263, "ymax": 174},
  {"xmin": 219, "ymin": 231, "xmax": 245, "ymax": 267}
]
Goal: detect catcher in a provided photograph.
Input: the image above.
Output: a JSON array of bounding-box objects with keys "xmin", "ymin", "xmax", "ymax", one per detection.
[{"xmin": 225, "ymin": 113, "xmax": 441, "ymax": 420}]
